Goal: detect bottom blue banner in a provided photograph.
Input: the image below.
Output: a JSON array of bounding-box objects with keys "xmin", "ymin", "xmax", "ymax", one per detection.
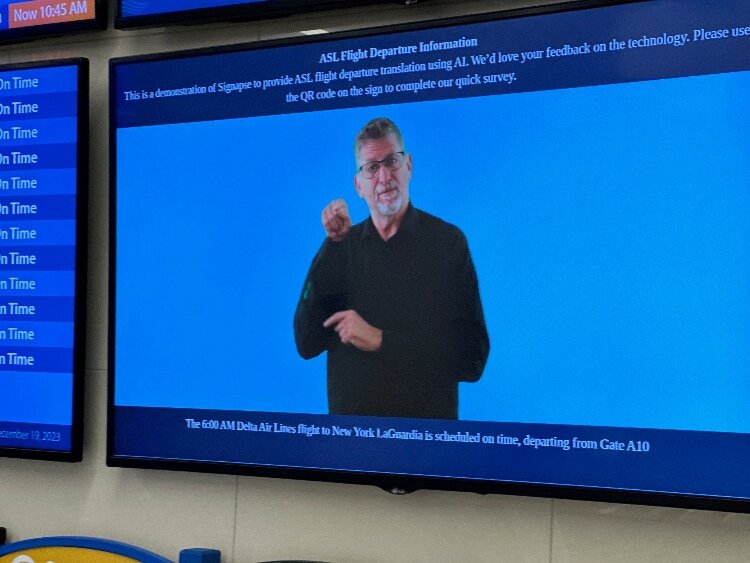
[{"xmin": 113, "ymin": 406, "xmax": 750, "ymax": 500}]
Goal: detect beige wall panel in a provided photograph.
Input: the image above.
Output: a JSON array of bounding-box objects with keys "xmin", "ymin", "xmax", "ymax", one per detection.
[
  {"xmin": 552, "ymin": 499, "xmax": 750, "ymax": 563},
  {"xmin": 235, "ymin": 477, "xmax": 552, "ymax": 563}
]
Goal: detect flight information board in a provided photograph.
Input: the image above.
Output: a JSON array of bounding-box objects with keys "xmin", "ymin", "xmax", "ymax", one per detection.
[
  {"xmin": 0, "ymin": 59, "xmax": 87, "ymax": 461},
  {"xmin": 110, "ymin": 0, "xmax": 750, "ymax": 511}
]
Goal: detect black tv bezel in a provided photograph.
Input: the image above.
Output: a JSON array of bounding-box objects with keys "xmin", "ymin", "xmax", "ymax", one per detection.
[
  {"xmin": 115, "ymin": 0, "xmax": 413, "ymax": 30},
  {"xmin": 107, "ymin": 0, "xmax": 750, "ymax": 513},
  {"xmin": 0, "ymin": 1, "xmax": 106, "ymax": 45},
  {"xmin": 0, "ymin": 57, "xmax": 89, "ymax": 463}
]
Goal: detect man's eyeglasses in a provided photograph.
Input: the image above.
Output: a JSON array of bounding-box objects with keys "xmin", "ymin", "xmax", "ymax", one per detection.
[{"xmin": 357, "ymin": 151, "xmax": 406, "ymax": 179}]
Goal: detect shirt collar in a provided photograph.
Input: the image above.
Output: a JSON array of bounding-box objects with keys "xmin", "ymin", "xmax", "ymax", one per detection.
[{"xmin": 361, "ymin": 203, "xmax": 421, "ymax": 241}]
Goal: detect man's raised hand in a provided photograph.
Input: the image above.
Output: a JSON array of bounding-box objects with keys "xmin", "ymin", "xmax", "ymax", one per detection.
[{"xmin": 322, "ymin": 199, "xmax": 352, "ymax": 241}]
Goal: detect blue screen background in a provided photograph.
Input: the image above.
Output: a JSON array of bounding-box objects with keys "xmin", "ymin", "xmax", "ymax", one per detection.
[
  {"xmin": 120, "ymin": 0, "xmax": 265, "ymax": 17},
  {"xmin": 116, "ymin": 71, "xmax": 750, "ymax": 432}
]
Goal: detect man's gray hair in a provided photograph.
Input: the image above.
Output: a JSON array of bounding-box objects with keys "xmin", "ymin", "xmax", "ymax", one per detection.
[{"xmin": 354, "ymin": 117, "xmax": 405, "ymax": 163}]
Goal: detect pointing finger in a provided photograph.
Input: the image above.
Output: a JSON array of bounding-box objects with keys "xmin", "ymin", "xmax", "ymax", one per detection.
[{"xmin": 324, "ymin": 311, "xmax": 347, "ymax": 328}]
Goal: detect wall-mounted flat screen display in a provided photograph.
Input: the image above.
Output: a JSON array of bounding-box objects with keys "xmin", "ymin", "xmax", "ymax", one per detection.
[
  {"xmin": 0, "ymin": 1, "xmax": 104, "ymax": 44},
  {"xmin": 110, "ymin": 0, "xmax": 750, "ymax": 511},
  {"xmin": 0, "ymin": 59, "xmax": 87, "ymax": 462},
  {"xmin": 116, "ymin": 0, "xmax": 401, "ymax": 30}
]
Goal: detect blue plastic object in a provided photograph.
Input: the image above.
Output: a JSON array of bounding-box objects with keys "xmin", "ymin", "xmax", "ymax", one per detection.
[{"xmin": 179, "ymin": 547, "xmax": 222, "ymax": 563}]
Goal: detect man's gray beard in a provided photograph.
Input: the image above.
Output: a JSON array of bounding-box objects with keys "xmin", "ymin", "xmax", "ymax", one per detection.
[{"xmin": 376, "ymin": 191, "xmax": 403, "ymax": 216}]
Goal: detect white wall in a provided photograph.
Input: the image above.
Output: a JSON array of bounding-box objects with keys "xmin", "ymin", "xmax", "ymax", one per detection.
[{"xmin": 2, "ymin": 1, "xmax": 750, "ymax": 561}]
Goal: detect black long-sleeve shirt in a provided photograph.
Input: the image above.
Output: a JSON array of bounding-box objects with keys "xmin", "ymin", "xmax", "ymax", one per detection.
[{"xmin": 294, "ymin": 204, "xmax": 489, "ymax": 419}]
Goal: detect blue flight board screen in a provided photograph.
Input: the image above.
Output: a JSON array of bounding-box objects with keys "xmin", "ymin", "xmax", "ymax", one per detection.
[
  {"xmin": 116, "ymin": 0, "xmax": 389, "ymax": 28},
  {"xmin": 0, "ymin": 60, "xmax": 86, "ymax": 461},
  {"xmin": 121, "ymin": 0, "xmax": 264, "ymax": 17},
  {"xmin": 111, "ymin": 0, "xmax": 750, "ymax": 510}
]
